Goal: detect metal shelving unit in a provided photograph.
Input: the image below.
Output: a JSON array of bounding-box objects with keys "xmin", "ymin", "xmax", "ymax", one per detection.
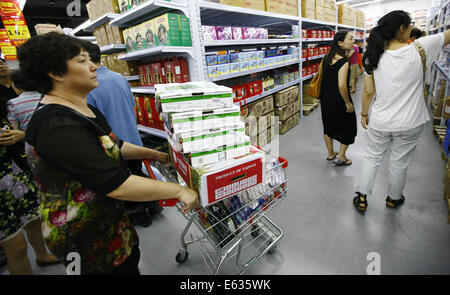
[
  {"xmin": 118, "ymin": 46, "xmax": 194, "ymax": 60},
  {"xmin": 100, "ymin": 44, "xmax": 126, "ymax": 54}
]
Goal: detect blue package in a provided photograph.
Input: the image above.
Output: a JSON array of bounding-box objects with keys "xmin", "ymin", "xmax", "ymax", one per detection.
[
  {"xmin": 217, "ymin": 54, "xmax": 230, "ymax": 64},
  {"xmin": 206, "ymin": 55, "xmax": 217, "ymax": 65},
  {"xmin": 230, "ymin": 53, "xmax": 240, "ymax": 63}
]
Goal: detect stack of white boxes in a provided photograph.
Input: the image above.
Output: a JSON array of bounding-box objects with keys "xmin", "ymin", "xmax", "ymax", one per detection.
[{"xmin": 156, "ymin": 81, "xmax": 251, "ymax": 168}]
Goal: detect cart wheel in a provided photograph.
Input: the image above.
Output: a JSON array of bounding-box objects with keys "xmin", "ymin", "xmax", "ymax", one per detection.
[
  {"xmin": 268, "ymin": 244, "xmax": 277, "ymax": 254},
  {"xmin": 176, "ymin": 249, "xmax": 189, "ymax": 264},
  {"xmin": 251, "ymin": 225, "xmax": 260, "ymax": 238}
]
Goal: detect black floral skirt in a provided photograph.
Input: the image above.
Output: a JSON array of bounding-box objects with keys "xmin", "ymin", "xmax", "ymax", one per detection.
[{"xmin": 0, "ymin": 147, "xmax": 39, "ymax": 243}]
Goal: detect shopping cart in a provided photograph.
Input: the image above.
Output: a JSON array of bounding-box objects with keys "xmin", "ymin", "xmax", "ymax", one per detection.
[{"xmin": 143, "ymin": 151, "xmax": 288, "ymax": 275}]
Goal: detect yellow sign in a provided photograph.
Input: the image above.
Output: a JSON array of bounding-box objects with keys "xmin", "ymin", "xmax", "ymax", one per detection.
[
  {"xmin": 4, "ymin": 23, "xmax": 30, "ymax": 40},
  {"xmin": 1, "ymin": 45, "xmax": 16, "ymax": 56}
]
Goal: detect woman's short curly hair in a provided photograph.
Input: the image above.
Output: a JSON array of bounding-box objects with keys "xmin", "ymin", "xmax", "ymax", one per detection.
[{"xmin": 17, "ymin": 32, "xmax": 87, "ymax": 94}]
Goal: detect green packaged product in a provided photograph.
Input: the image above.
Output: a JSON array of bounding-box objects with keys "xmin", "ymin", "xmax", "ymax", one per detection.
[
  {"xmin": 154, "ymin": 13, "xmax": 182, "ymax": 46},
  {"xmin": 178, "ymin": 14, "xmax": 192, "ymax": 47}
]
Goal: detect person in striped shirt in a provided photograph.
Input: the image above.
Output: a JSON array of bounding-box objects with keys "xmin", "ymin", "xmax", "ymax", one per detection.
[{"xmin": 7, "ymin": 70, "xmax": 42, "ymax": 132}]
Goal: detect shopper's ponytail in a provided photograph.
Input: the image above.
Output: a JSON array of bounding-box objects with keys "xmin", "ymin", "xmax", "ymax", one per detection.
[{"xmin": 363, "ymin": 10, "xmax": 411, "ymax": 75}]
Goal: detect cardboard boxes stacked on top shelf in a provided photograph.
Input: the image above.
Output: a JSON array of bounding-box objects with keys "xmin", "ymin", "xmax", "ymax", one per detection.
[
  {"xmin": 121, "ymin": 13, "xmax": 191, "ymax": 52},
  {"xmin": 93, "ymin": 22, "xmax": 124, "ymax": 47},
  {"xmin": 213, "ymin": 0, "xmax": 298, "ymax": 16},
  {"xmin": 86, "ymin": 0, "xmax": 120, "ymax": 21},
  {"xmin": 302, "ymin": 0, "xmax": 336, "ymax": 23},
  {"xmin": 337, "ymin": 3, "xmax": 365, "ymax": 27}
]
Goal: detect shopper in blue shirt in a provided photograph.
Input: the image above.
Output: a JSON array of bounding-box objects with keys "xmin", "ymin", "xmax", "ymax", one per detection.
[{"xmin": 84, "ymin": 42, "xmax": 163, "ymax": 224}]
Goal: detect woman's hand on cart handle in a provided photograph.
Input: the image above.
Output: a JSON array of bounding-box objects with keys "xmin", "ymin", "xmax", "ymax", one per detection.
[
  {"xmin": 156, "ymin": 152, "xmax": 171, "ymax": 164},
  {"xmin": 177, "ymin": 188, "xmax": 199, "ymax": 213}
]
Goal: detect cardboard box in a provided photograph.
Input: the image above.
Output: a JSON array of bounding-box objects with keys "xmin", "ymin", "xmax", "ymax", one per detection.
[
  {"xmin": 123, "ymin": 27, "xmax": 134, "ymax": 52},
  {"xmin": 103, "ymin": 0, "xmax": 120, "ymax": 13},
  {"xmin": 279, "ymin": 112, "xmax": 299, "ymax": 134},
  {"xmin": 220, "ymin": 0, "xmax": 244, "ymax": 6},
  {"xmin": 265, "ymin": 0, "xmax": 284, "ymax": 14},
  {"xmin": 155, "ymin": 82, "xmax": 233, "ymax": 113},
  {"xmin": 301, "ymin": 0, "xmax": 315, "ymax": 19},
  {"xmin": 170, "ymin": 144, "xmax": 265, "ymax": 207},
  {"xmin": 244, "ymin": 0, "xmax": 265, "ymax": 11},
  {"xmin": 132, "ymin": 24, "xmax": 146, "ymax": 50},
  {"xmin": 111, "ymin": 25, "xmax": 124, "ymax": 44},
  {"xmin": 284, "ymin": 0, "xmax": 298, "ymax": 16},
  {"xmin": 274, "ymin": 85, "xmax": 299, "ymax": 107},
  {"xmin": 241, "ymin": 95, "xmax": 274, "ymax": 123},
  {"xmin": 176, "ymin": 56, "xmax": 190, "ymax": 83},
  {"xmin": 154, "ymin": 13, "xmax": 182, "ymax": 46},
  {"xmin": 178, "ymin": 14, "xmax": 192, "ymax": 46},
  {"xmin": 275, "ymin": 99, "xmax": 300, "ymax": 121}
]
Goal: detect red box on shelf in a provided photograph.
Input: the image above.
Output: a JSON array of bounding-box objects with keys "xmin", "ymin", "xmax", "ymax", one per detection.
[
  {"xmin": 136, "ymin": 95, "xmax": 147, "ymax": 126},
  {"xmin": 317, "ymin": 30, "xmax": 322, "ymax": 39},
  {"xmin": 232, "ymin": 84, "xmax": 248, "ymax": 103},
  {"xmin": 143, "ymin": 95, "xmax": 164, "ymax": 130},
  {"xmin": 302, "ymin": 48, "xmax": 308, "ymax": 58},
  {"xmin": 306, "ymin": 65, "xmax": 312, "ymax": 76},
  {"xmin": 312, "ymin": 63, "xmax": 319, "ymax": 73},
  {"xmin": 302, "ymin": 67, "xmax": 307, "ymax": 77},
  {"xmin": 307, "ymin": 30, "xmax": 313, "ymax": 39},
  {"xmin": 318, "ymin": 47, "xmax": 324, "ymax": 55},
  {"xmin": 163, "ymin": 58, "xmax": 180, "ymax": 84},
  {"xmin": 144, "ymin": 64, "xmax": 153, "ymax": 86},
  {"xmin": 311, "ymin": 30, "xmax": 318, "ymax": 39},
  {"xmin": 138, "ymin": 65, "xmax": 146, "ymax": 86},
  {"xmin": 302, "ymin": 29, "xmax": 308, "ymax": 39},
  {"xmin": 247, "ymin": 80, "xmax": 263, "ymax": 97},
  {"xmin": 313, "ymin": 47, "xmax": 319, "ymax": 56},
  {"xmin": 151, "ymin": 61, "xmax": 165, "ymax": 85},
  {"xmin": 308, "ymin": 48, "xmax": 314, "ymax": 57},
  {"xmin": 177, "ymin": 56, "xmax": 190, "ymax": 83}
]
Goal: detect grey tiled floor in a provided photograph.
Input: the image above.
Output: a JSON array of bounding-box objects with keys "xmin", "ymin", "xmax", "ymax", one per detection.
[{"xmin": 2, "ymin": 78, "xmax": 449, "ymax": 275}]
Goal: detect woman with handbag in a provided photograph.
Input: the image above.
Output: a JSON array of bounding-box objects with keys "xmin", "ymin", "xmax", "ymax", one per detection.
[
  {"xmin": 0, "ymin": 60, "xmax": 59, "ymax": 275},
  {"xmin": 353, "ymin": 11, "xmax": 450, "ymax": 212},
  {"xmin": 319, "ymin": 30, "xmax": 357, "ymax": 166}
]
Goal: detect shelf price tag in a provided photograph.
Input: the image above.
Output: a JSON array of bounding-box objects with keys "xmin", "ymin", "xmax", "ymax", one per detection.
[{"xmin": 0, "ymin": 0, "xmax": 30, "ymax": 47}]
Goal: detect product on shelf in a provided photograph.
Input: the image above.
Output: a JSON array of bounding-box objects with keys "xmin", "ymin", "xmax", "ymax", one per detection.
[
  {"xmin": 284, "ymin": 0, "xmax": 299, "ymax": 16},
  {"xmin": 202, "ymin": 25, "xmax": 218, "ymax": 41},
  {"xmin": 279, "ymin": 111, "xmax": 300, "ymax": 134},
  {"xmin": 244, "ymin": 0, "xmax": 265, "ymax": 11},
  {"xmin": 137, "ymin": 56, "xmax": 189, "ymax": 86},
  {"xmin": 232, "ymin": 27, "xmax": 243, "ymax": 40},
  {"xmin": 178, "ymin": 14, "xmax": 192, "ymax": 46},
  {"xmin": 154, "ymin": 13, "xmax": 182, "ymax": 46},
  {"xmin": 315, "ymin": 0, "xmax": 324, "ymax": 21},
  {"xmin": 265, "ymin": 0, "xmax": 284, "ymax": 14},
  {"xmin": 275, "ymin": 98, "xmax": 300, "ymax": 121},
  {"xmin": 216, "ymin": 26, "xmax": 233, "ymax": 40},
  {"xmin": 274, "ymin": 85, "xmax": 299, "ymax": 107},
  {"xmin": 302, "ymin": 0, "xmax": 315, "ymax": 19},
  {"xmin": 134, "ymin": 94, "xmax": 165, "ymax": 130},
  {"xmin": 338, "ymin": 3, "xmax": 355, "ymax": 26},
  {"xmin": 324, "ymin": 0, "xmax": 338, "ymax": 23},
  {"xmin": 86, "ymin": 0, "xmax": 120, "ymax": 21},
  {"xmin": 241, "ymin": 95, "xmax": 274, "ymax": 122}
]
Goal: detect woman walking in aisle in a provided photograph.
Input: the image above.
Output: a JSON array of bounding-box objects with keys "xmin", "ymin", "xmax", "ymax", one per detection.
[
  {"xmin": 320, "ymin": 30, "xmax": 357, "ymax": 166},
  {"xmin": 353, "ymin": 11, "xmax": 450, "ymax": 212}
]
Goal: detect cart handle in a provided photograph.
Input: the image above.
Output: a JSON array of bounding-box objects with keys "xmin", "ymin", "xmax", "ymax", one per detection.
[{"xmin": 142, "ymin": 159, "xmax": 178, "ymax": 207}]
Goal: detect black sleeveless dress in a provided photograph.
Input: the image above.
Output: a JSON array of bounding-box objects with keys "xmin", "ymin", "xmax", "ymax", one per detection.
[{"xmin": 320, "ymin": 58, "xmax": 357, "ymax": 145}]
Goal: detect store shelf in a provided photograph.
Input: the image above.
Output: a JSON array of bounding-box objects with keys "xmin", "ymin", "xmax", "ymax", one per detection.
[
  {"xmin": 131, "ymin": 86, "xmax": 155, "ymax": 94},
  {"xmin": 84, "ymin": 13, "xmax": 120, "ymax": 32},
  {"xmin": 100, "ymin": 44, "xmax": 126, "ymax": 54},
  {"xmin": 210, "ymin": 58, "xmax": 300, "ymax": 82},
  {"xmin": 110, "ymin": 0, "xmax": 188, "ymax": 28},
  {"xmin": 236, "ymin": 78, "xmax": 301, "ymax": 106},
  {"xmin": 199, "ymin": 0, "xmax": 299, "ymax": 28},
  {"xmin": 75, "ymin": 36, "xmax": 96, "ymax": 42},
  {"xmin": 301, "ymin": 18, "xmax": 337, "ymax": 28},
  {"xmin": 118, "ymin": 46, "xmax": 193, "ymax": 60},
  {"xmin": 307, "ymin": 54, "xmax": 326, "ymax": 61},
  {"xmin": 434, "ymin": 61, "xmax": 450, "ymax": 81},
  {"xmin": 126, "ymin": 75, "xmax": 140, "ymax": 81},
  {"xmin": 303, "ymin": 38, "xmax": 333, "ymax": 42},
  {"xmin": 204, "ymin": 38, "xmax": 301, "ymax": 47},
  {"xmin": 337, "ymin": 23, "xmax": 356, "ymax": 29},
  {"xmin": 302, "ymin": 72, "xmax": 318, "ymax": 81},
  {"xmin": 71, "ymin": 19, "xmax": 91, "ymax": 36},
  {"xmin": 137, "ymin": 124, "xmax": 168, "ymax": 139}
]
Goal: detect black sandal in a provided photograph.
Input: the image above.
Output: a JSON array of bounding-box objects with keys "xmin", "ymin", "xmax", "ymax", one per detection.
[
  {"xmin": 334, "ymin": 158, "xmax": 352, "ymax": 166},
  {"xmin": 326, "ymin": 153, "xmax": 337, "ymax": 161},
  {"xmin": 353, "ymin": 192, "xmax": 367, "ymax": 212},
  {"xmin": 386, "ymin": 196, "xmax": 405, "ymax": 209}
]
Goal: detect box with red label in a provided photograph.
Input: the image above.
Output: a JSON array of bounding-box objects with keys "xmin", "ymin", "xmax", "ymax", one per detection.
[
  {"xmin": 151, "ymin": 61, "xmax": 166, "ymax": 85},
  {"xmin": 137, "ymin": 95, "xmax": 164, "ymax": 129},
  {"xmin": 313, "ymin": 63, "xmax": 319, "ymax": 73},
  {"xmin": 306, "ymin": 65, "xmax": 312, "ymax": 75},
  {"xmin": 135, "ymin": 96, "xmax": 145, "ymax": 125},
  {"xmin": 302, "ymin": 29, "xmax": 308, "ymax": 39},
  {"xmin": 232, "ymin": 84, "xmax": 249, "ymax": 103},
  {"xmin": 308, "ymin": 48, "xmax": 315, "ymax": 57},
  {"xmin": 302, "ymin": 49, "xmax": 308, "ymax": 58},
  {"xmin": 138, "ymin": 65, "xmax": 148, "ymax": 86},
  {"xmin": 302, "ymin": 67, "xmax": 307, "ymax": 77},
  {"xmin": 170, "ymin": 144, "xmax": 266, "ymax": 207},
  {"xmin": 313, "ymin": 47, "xmax": 319, "ymax": 56},
  {"xmin": 247, "ymin": 80, "xmax": 263, "ymax": 97},
  {"xmin": 176, "ymin": 56, "xmax": 190, "ymax": 83},
  {"xmin": 163, "ymin": 58, "xmax": 183, "ymax": 84},
  {"xmin": 317, "ymin": 30, "xmax": 322, "ymax": 39},
  {"xmin": 318, "ymin": 47, "xmax": 324, "ymax": 55},
  {"xmin": 311, "ymin": 30, "xmax": 317, "ymax": 39}
]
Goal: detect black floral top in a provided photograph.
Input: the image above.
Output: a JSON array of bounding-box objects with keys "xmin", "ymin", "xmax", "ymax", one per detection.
[{"xmin": 25, "ymin": 104, "xmax": 138, "ymax": 274}]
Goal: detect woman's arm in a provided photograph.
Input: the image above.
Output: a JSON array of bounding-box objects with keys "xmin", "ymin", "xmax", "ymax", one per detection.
[
  {"xmin": 337, "ymin": 62, "xmax": 354, "ymax": 113},
  {"xmin": 107, "ymin": 175, "xmax": 199, "ymax": 213},
  {"xmin": 0, "ymin": 129, "xmax": 25, "ymax": 145},
  {"xmin": 121, "ymin": 141, "xmax": 170, "ymax": 163},
  {"xmin": 361, "ymin": 73, "xmax": 376, "ymax": 129}
]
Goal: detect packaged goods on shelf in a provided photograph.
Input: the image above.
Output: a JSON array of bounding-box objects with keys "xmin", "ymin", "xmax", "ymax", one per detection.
[
  {"xmin": 315, "ymin": 0, "xmax": 325, "ymax": 21},
  {"xmin": 202, "ymin": 25, "xmax": 218, "ymax": 41},
  {"xmin": 178, "ymin": 14, "xmax": 192, "ymax": 46},
  {"xmin": 216, "ymin": 26, "xmax": 233, "ymax": 40},
  {"xmin": 242, "ymin": 0, "xmax": 265, "ymax": 11},
  {"xmin": 274, "ymin": 85, "xmax": 299, "ymax": 107},
  {"xmin": 242, "ymin": 27, "xmax": 257, "ymax": 39},
  {"xmin": 154, "ymin": 13, "xmax": 182, "ymax": 46},
  {"xmin": 338, "ymin": 3, "xmax": 355, "ymax": 26},
  {"xmin": 232, "ymin": 27, "xmax": 243, "ymax": 40},
  {"xmin": 34, "ymin": 23, "xmax": 64, "ymax": 35},
  {"xmin": 137, "ymin": 56, "xmax": 189, "ymax": 86},
  {"xmin": 265, "ymin": 0, "xmax": 284, "ymax": 14},
  {"xmin": 246, "ymin": 110, "xmax": 276, "ymax": 137},
  {"xmin": 279, "ymin": 111, "xmax": 299, "ymax": 134},
  {"xmin": 241, "ymin": 95, "xmax": 274, "ymax": 122},
  {"xmin": 275, "ymin": 98, "xmax": 300, "ymax": 121},
  {"xmin": 284, "ymin": 0, "xmax": 298, "ymax": 16},
  {"xmin": 219, "ymin": 0, "xmax": 244, "ymax": 6},
  {"xmin": 302, "ymin": 0, "xmax": 316, "ymax": 19},
  {"xmin": 170, "ymin": 144, "xmax": 265, "ymax": 206},
  {"xmin": 155, "ymin": 81, "xmax": 233, "ymax": 113},
  {"xmin": 86, "ymin": 0, "xmax": 120, "ymax": 21},
  {"xmin": 105, "ymin": 22, "xmax": 125, "ymax": 44},
  {"xmin": 135, "ymin": 94, "xmax": 165, "ymax": 130}
]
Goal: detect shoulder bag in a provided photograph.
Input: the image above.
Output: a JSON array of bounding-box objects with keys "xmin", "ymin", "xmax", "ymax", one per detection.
[
  {"xmin": 306, "ymin": 61, "xmax": 323, "ymax": 99},
  {"xmin": 411, "ymin": 41, "xmax": 427, "ymax": 99}
]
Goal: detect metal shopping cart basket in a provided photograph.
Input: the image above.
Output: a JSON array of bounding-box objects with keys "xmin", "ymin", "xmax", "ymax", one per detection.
[{"xmin": 143, "ymin": 150, "xmax": 288, "ymax": 275}]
